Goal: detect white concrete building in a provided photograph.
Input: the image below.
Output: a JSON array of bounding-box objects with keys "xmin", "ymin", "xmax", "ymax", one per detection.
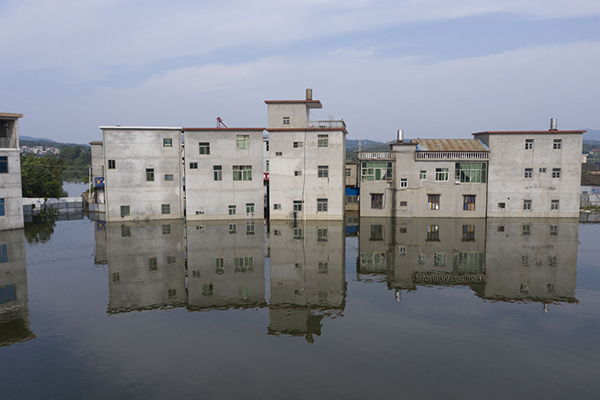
[
  {"xmin": 267, "ymin": 90, "xmax": 347, "ymax": 221},
  {"xmin": 100, "ymin": 127, "xmax": 184, "ymax": 222},
  {"xmin": 474, "ymin": 122, "xmax": 584, "ymax": 218},
  {"xmin": 183, "ymin": 127, "xmax": 265, "ymax": 221},
  {"xmin": 0, "ymin": 113, "xmax": 24, "ymax": 230}
]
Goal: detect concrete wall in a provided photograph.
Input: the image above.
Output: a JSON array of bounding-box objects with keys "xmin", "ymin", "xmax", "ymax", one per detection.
[
  {"xmin": 0, "ymin": 149, "xmax": 24, "ymax": 230},
  {"xmin": 480, "ymin": 132, "xmax": 582, "ymax": 217},
  {"xmin": 187, "ymin": 220, "xmax": 266, "ymax": 310},
  {"xmin": 102, "ymin": 128, "xmax": 184, "ymax": 222},
  {"xmin": 266, "ymin": 103, "xmax": 310, "ymax": 129},
  {"xmin": 106, "ymin": 220, "xmax": 186, "ymax": 313},
  {"xmin": 183, "ymin": 129, "xmax": 264, "ymax": 221}
]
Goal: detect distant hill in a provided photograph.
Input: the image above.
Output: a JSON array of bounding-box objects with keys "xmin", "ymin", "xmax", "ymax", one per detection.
[
  {"xmin": 584, "ymin": 129, "xmax": 600, "ymax": 143},
  {"xmin": 347, "ymin": 139, "xmax": 390, "ymax": 151},
  {"xmin": 20, "ymin": 136, "xmax": 90, "ymax": 149}
]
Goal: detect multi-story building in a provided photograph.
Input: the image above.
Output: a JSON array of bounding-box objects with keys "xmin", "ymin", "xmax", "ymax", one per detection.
[
  {"xmin": 267, "ymin": 90, "xmax": 347, "ymax": 221},
  {"xmin": 0, "ymin": 113, "xmax": 24, "ymax": 230},
  {"xmin": 183, "ymin": 127, "xmax": 264, "ymax": 220},
  {"xmin": 474, "ymin": 120, "xmax": 584, "ymax": 218},
  {"xmin": 99, "ymin": 127, "xmax": 184, "ymax": 222}
]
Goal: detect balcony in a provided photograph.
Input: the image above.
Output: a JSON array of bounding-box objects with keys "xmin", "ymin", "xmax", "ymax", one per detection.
[
  {"xmin": 357, "ymin": 151, "xmax": 392, "ymax": 160},
  {"xmin": 306, "ymin": 120, "xmax": 346, "ymax": 129},
  {"xmin": 415, "ymin": 151, "xmax": 488, "ymax": 161},
  {"xmin": 0, "ymin": 137, "xmax": 18, "ymax": 149}
]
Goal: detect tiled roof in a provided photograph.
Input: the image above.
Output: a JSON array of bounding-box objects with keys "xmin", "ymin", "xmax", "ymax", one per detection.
[
  {"xmin": 416, "ymin": 139, "xmax": 489, "ymax": 152},
  {"xmin": 473, "ymin": 130, "xmax": 585, "ymax": 135}
]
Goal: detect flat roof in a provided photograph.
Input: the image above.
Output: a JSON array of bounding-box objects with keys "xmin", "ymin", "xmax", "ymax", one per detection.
[
  {"xmin": 267, "ymin": 127, "xmax": 347, "ymax": 133},
  {"xmin": 99, "ymin": 126, "xmax": 182, "ymax": 130},
  {"xmin": 416, "ymin": 139, "xmax": 489, "ymax": 152},
  {"xmin": 0, "ymin": 112, "xmax": 23, "ymax": 119},
  {"xmin": 264, "ymin": 100, "xmax": 323, "ymax": 109},
  {"xmin": 183, "ymin": 127, "xmax": 265, "ymax": 131},
  {"xmin": 473, "ymin": 130, "xmax": 586, "ymax": 135}
]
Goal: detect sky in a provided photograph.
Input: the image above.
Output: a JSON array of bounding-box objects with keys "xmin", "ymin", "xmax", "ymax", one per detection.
[{"xmin": 1, "ymin": 0, "xmax": 599, "ymax": 143}]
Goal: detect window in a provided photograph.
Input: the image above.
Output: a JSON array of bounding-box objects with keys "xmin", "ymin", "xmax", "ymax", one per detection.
[
  {"xmin": 551, "ymin": 199, "xmax": 560, "ymax": 210},
  {"xmin": 317, "ymin": 228, "xmax": 328, "ymax": 241},
  {"xmin": 318, "ymin": 262, "xmax": 328, "ymax": 274},
  {"xmin": 455, "ymin": 163, "xmax": 486, "ymax": 183},
  {"xmin": 273, "ymin": 230, "xmax": 281, "ymax": 236},
  {"xmin": 524, "ymin": 168, "xmax": 533, "ymax": 179},
  {"xmin": 236, "ymin": 135, "xmax": 249, "ymax": 149},
  {"xmin": 275, "ymin": 152, "xmax": 282, "ymax": 156},
  {"xmin": 293, "ymin": 141, "xmax": 303, "ymax": 148},
  {"xmin": 0, "ymin": 244, "xmax": 7, "ymax": 263},
  {"xmin": 189, "ymin": 162, "xmax": 198, "ymax": 169},
  {"xmin": 234, "ymin": 256, "xmax": 253, "ymax": 273},
  {"xmin": 427, "ymin": 194, "xmax": 440, "ymax": 210},
  {"xmin": 149, "ymin": 257, "xmax": 158, "ymax": 271},
  {"xmin": 233, "ymin": 165, "xmax": 252, "ymax": 181},
  {"xmin": 293, "ymin": 200, "xmax": 302, "ymax": 212},
  {"xmin": 0, "ymin": 198, "xmax": 4, "ymax": 216},
  {"xmin": 266, "ymin": 160, "xmax": 269, "ymax": 172},
  {"xmin": 553, "ymin": 139, "xmax": 562, "ymax": 149},
  {"xmin": 346, "ymin": 168, "xmax": 352, "ymax": 177},
  {"xmin": 371, "ymin": 194, "xmax": 383, "ymax": 209},
  {"xmin": 215, "ymin": 258, "xmax": 224, "ymax": 274},
  {"xmin": 525, "ymin": 139, "xmax": 534, "ymax": 150},
  {"xmin": 294, "ymin": 171, "xmax": 302, "ymax": 176},
  {"xmin": 435, "ymin": 168, "xmax": 449, "ymax": 182},
  {"xmin": 161, "ymin": 204, "xmax": 170, "ymax": 214},
  {"xmin": 293, "ymin": 228, "xmax": 302, "ymax": 239},
  {"xmin": 163, "ymin": 138, "xmax": 172, "ymax": 147},
  {"xmin": 420, "ymin": 170, "xmax": 427, "ymax": 180},
  {"xmin": 434, "ymin": 252, "xmax": 447, "ymax": 267},
  {"xmin": 0, "ymin": 157, "xmax": 7, "ymax": 173},
  {"xmin": 199, "ymin": 142, "xmax": 210, "ymax": 155},
  {"xmin": 113, "ymin": 272, "xmax": 120, "ymax": 283},
  {"xmin": 523, "ymin": 199, "xmax": 532, "ymax": 210},
  {"xmin": 462, "ymin": 225, "xmax": 475, "ymax": 241},
  {"xmin": 164, "ymin": 174, "xmax": 174, "ymax": 181},
  {"xmin": 361, "ymin": 162, "xmax": 392, "ymax": 181},
  {"xmin": 318, "ymin": 134, "xmax": 328, "ymax": 147},
  {"xmin": 463, "ymin": 195, "xmax": 476, "ymax": 211},
  {"xmin": 162, "ymin": 224, "xmax": 171, "ymax": 234},
  {"xmin": 108, "ymin": 159, "xmax": 116, "ymax": 169},
  {"xmin": 229, "ymin": 223, "xmax": 237, "ymax": 233},
  {"xmin": 167, "ymin": 256, "xmax": 176, "ymax": 264},
  {"xmin": 121, "ymin": 225, "xmax": 131, "ymax": 237},
  {"xmin": 550, "ymin": 224, "xmax": 558, "ymax": 235},
  {"xmin": 539, "ymin": 167, "xmax": 546, "ymax": 173},
  {"xmin": 229, "ymin": 205, "xmax": 236, "ymax": 215},
  {"xmin": 192, "ymin": 269, "xmax": 201, "ymax": 278},
  {"xmin": 120, "ymin": 205, "xmax": 130, "ymax": 216},
  {"xmin": 318, "ymin": 165, "xmax": 329, "ymax": 178},
  {"xmin": 370, "ymin": 225, "xmax": 383, "ymax": 241},
  {"xmin": 283, "ymin": 117, "xmax": 290, "ymax": 125},
  {"xmin": 399, "ymin": 246, "xmax": 407, "ymax": 256},
  {"xmin": 426, "ymin": 225, "xmax": 439, "ymax": 241},
  {"xmin": 497, "ymin": 226, "xmax": 505, "ymax": 232},
  {"xmin": 246, "ymin": 203, "xmax": 255, "ymax": 213},
  {"xmin": 498, "ymin": 202, "xmax": 506, "ymax": 209},
  {"xmin": 214, "ymin": 165, "xmax": 222, "ymax": 181},
  {"xmin": 346, "ymin": 195, "xmax": 358, "ymax": 205},
  {"xmin": 552, "ymin": 168, "xmax": 561, "ymax": 178},
  {"xmin": 317, "ymin": 198, "xmax": 328, "ymax": 212},
  {"xmin": 400, "ymin": 201, "xmax": 407, "ymax": 207},
  {"xmin": 246, "ymin": 224, "xmax": 255, "ymax": 235},
  {"xmin": 523, "ymin": 224, "xmax": 531, "ymax": 235},
  {"xmin": 146, "ymin": 168, "xmax": 154, "ymax": 181},
  {"xmin": 202, "ymin": 283, "xmax": 214, "ymax": 296},
  {"xmin": 196, "ymin": 210, "xmax": 204, "ymax": 215}
]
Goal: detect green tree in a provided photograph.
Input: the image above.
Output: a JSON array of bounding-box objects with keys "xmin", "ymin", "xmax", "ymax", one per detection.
[{"xmin": 21, "ymin": 154, "xmax": 67, "ymax": 198}]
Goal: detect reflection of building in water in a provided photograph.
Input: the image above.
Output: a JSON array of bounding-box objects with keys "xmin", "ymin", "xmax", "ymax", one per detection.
[
  {"xmin": 107, "ymin": 221, "xmax": 186, "ymax": 313},
  {"xmin": 0, "ymin": 229, "xmax": 34, "ymax": 347},
  {"xmin": 269, "ymin": 221, "xmax": 346, "ymax": 342},
  {"xmin": 94, "ymin": 221, "xmax": 108, "ymax": 265},
  {"xmin": 484, "ymin": 219, "xmax": 578, "ymax": 305},
  {"xmin": 358, "ymin": 218, "xmax": 578, "ymax": 307},
  {"xmin": 187, "ymin": 221, "xmax": 266, "ymax": 310}
]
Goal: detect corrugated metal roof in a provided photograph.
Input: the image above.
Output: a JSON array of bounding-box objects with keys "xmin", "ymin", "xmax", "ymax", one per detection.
[{"xmin": 416, "ymin": 139, "xmax": 489, "ymax": 152}]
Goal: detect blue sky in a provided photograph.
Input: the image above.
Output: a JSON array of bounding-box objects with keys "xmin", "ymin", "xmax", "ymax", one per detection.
[{"xmin": 1, "ymin": 0, "xmax": 599, "ymax": 143}]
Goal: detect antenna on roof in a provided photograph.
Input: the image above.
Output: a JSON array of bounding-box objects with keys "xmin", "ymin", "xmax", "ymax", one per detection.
[{"xmin": 217, "ymin": 117, "xmax": 228, "ymax": 129}]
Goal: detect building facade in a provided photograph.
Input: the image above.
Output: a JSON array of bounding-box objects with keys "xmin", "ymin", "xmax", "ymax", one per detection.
[
  {"xmin": 100, "ymin": 127, "xmax": 184, "ymax": 222},
  {"xmin": 0, "ymin": 113, "xmax": 24, "ymax": 230},
  {"xmin": 183, "ymin": 128, "xmax": 265, "ymax": 221},
  {"xmin": 267, "ymin": 90, "xmax": 347, "ymax": 221}
]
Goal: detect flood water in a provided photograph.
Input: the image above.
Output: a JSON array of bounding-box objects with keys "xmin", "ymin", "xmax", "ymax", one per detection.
[{"xmin": 1, "ymin": 216, "xmax": 600, "ymax": 399}]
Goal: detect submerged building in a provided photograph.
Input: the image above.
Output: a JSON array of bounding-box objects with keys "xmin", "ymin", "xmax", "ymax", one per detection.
[{"xmin": 0, "ymin": 113, "xmax": 24, "ymax": 230}]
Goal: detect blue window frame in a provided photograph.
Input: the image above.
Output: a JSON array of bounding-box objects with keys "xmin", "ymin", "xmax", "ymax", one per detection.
[
  {"xmin": 0, "ymin": 198, "xmax": 5, "ymax": 216},
  {"xmin": 0, "ymin": 157, "xmax": 7, "ymax": 173},
  {"xmin": 0, "ymin": 244, "xmax": 7, "ymax": 262},
  {"xmin": 0, "ymin": 284, "xmax": 16, "ymax": 304}
]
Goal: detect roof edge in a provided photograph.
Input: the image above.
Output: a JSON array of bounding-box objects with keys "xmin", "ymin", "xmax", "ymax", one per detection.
[{"xmin": 473, "ymin": 130, "xmax": 586, "ymax": 135}]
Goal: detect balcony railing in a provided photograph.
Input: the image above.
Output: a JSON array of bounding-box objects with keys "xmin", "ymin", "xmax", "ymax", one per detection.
[
  {"xmin": 415, "ymin": 151, "xmax": 488, "ymax": 161},
  {"xmin": 306, "ymin": 120, "xmax": 346, "ymax": 129},
  {"xmin": 0, "ymin": 137, "xmax": 17, "ymax": 149},
  {"xmin": 357, "ymin": 151, "xmax": 392, "ymax": 160}
]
